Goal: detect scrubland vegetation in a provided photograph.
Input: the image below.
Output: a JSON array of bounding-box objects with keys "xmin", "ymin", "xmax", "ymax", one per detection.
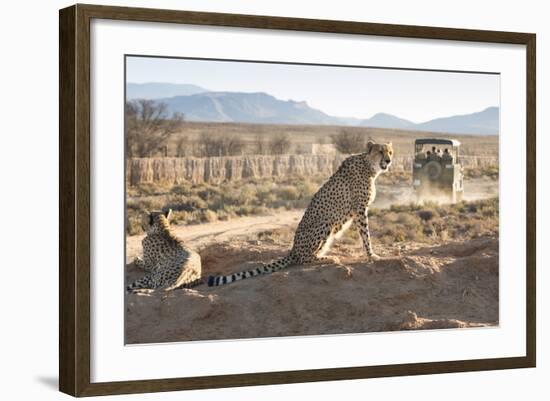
[
  {"xmin": 126, "ymin": 168, "xmax": 498, "ymax": 237},
  {"xmin": 360, "ymin": 197, "xmax": 498, "ymax": 244},
  {"xmin": 126, "ymin": 175, "xmax": 325, "ymax": 234},
  {"xmin": 253, "ymin": 197, "xmax": 498, "ymax": 248}
]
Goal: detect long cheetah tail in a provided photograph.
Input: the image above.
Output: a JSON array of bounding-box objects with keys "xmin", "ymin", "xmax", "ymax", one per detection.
[
  {"xmin": 174, "ymin": 278, "xmax": 204, "ymax": 289},
  {"xmin": 207, "ymin": 255, "xmax": 293, "ymax": 287}
]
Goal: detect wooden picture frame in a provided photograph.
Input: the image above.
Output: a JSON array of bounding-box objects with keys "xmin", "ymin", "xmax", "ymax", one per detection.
[{"xmin": 59, "ymin": 3, "xmax": 536, "ymax": 397}]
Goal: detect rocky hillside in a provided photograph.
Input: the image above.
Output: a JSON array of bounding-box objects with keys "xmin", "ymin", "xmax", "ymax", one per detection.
[
  {"xmin": 160, "ymin": 91, "xmax": 339, "ymax": 125},
  {"xmin": 143, "ymin": 87, "xmax": 499, "ymax": 134}
]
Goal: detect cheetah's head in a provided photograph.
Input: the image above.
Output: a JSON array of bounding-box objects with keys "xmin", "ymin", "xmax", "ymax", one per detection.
[
  {"xmin": 367, "ymin": 141, "xmax": 393, "ymax": 173},
  {"xmin": 142, "ymin": 209, "xmax": 172, "ymax": 234}
]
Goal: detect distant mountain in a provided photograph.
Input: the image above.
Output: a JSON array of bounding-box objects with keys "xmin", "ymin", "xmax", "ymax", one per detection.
[
  {"xmin": 413, "ymin": 107, "xmax": 499, "ymax": 135},
  {"xmin": 126, "ymin": 83, "xmax": 208, "ymax": 100},
  {"xmin": 159, "ymin": 92, "xmax": 341, "ymax": 125},
  {"xmin": 360, "ymin": 113, "xmax": 414, "ymax": 129},
  {"xmin": 148, "ymin": 86, "xmax": 499, "ymax": 135}
]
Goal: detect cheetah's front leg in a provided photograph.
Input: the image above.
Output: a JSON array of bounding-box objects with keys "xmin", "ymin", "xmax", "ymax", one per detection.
[{"xmin": 354, "ymin": 210, "xmax": 381, "ymax": 261}]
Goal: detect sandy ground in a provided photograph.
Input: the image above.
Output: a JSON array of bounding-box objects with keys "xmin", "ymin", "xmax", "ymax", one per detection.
[
  {"xmin": 125, "ymin": 177, "xmax": 499, "ymax": 344},
  {"xmin": 126, "ymin": 235, "xmax": 498, "ymax": 343}
]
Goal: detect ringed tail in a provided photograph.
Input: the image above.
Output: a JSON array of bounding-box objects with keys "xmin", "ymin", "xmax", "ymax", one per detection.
[
  {"xmin": 175, "ymin": 278, "xmax": 204, "ymax": 289},
  {"xmin": 207, "ymin": 255, "xmax": 293, "ymax": 287}
]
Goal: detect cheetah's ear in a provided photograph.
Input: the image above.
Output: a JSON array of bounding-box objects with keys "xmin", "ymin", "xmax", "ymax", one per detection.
[
  {"xmin": 367, "ymin": 140, "xmax": 375, "ymax": 154},
  {"xmin": 163, "ymin": 209, "xmax": 172, "ymax": 220}
]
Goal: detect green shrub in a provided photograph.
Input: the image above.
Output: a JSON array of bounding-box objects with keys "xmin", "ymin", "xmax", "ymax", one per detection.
[
  {"xmin": 237, "ymin": 184, "xmax": 258, "ymax": 205},
  {"xmin": 278, "ymin": 185, "xmax": 300, "ymax": 201},
  {"xmin": 184, "ymin": 195, "xmax": 208, "ymax": 210},
  {"xmin": 171, "ymin": 183, "xmax": 192, "ymax": 195},
  {"xmin": 170, "ymin": 210, "xmax": 189, "ymax": 225},
  {"xmin": 417, "ymin": 209, "xmax": 436, "ymax": 221},
  {"xmin": 297, "ymin": 179, "xmax": 319, "ymax": 199},
  {"xmin": 202, "ymin": 210, "xmax": 218, "ymax": 223}
]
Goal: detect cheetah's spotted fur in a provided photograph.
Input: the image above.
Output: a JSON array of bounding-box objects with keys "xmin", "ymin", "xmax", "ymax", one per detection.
[
  {"xmin": 208, "ymin": 141, "xmax": 393, "ymax": 287},
  {"xmin": 127, "ymin": 210, "xmax": 202, "ymax": 292}
]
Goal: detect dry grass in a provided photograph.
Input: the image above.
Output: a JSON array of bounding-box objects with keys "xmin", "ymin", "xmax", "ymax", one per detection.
[
  {"xmin": 464, "ymin": 165, "xmax": 499, "ymax": 180},
  {"xmin": 256, "ymin": 197, "xmax": 499, "ymax": 247},
  {"xmin": 126, "ymin": 163, "xmax": 499, "ymax": 235},
  {"xmin": 362, "ymin": 198, "xmax": 497, "ymax": 244},
  {"xmin": 126, "ymin": 175, "xmax": 327, "ymax": 234}
]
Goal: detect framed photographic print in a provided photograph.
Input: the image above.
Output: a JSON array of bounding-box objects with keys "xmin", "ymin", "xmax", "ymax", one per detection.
[{"xmin": 59, "ymin": 4, "xmax": 536, "ymax": 397}]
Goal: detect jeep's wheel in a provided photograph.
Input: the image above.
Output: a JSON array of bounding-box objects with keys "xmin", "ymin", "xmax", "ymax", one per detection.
[{"xmin": 424, "ymin": 161, "xmax": 442, "ymax": 180}]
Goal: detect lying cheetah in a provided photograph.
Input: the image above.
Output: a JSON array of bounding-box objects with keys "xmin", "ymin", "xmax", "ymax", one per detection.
[
  {"xmin": 127, "ymin": 210, "xmax": 202, "ymax": 292},
  {"xmin": 208, "ymin": 141, "xmax": 393, "ymax": 287}
]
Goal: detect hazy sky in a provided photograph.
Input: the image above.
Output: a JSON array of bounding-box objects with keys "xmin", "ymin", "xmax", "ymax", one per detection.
[{"xmin": 126, "ymin": 56, "xmax": 499, "ymax": 123}]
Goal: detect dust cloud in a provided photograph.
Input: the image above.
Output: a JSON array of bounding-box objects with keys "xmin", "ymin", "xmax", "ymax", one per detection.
[{"xmin": 373, "ymin": 177, "xmax": 498, "ymax": 208}]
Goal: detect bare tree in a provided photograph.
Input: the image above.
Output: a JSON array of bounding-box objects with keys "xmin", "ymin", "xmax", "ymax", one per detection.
[
  {"xmin": 175, "ymin": 135, "xmax": 190, "ymax": 157},
  {"xmin": 196, "ymin": 134, "xmax": 216, "ymax": 157},
  {"xmin": 224, "ymin": 135, "xmax": 246, "ymax": 156},
  {"xmin": 125, "ymin": 99, "xmax": 184, "ymax": 157},
  {"xmin": 254, "ymin": 134, "xmax": 268, "ymax": 155},
  {"xmin": 196, "ymin": 133, "xmax": 246, "ymax": 157},
  {"xmin": 268, "ymin": 133, "xmax": 292, "ymax": 155},
  {"xmin": 331, "ymin": 129, "xmax": 368, "ymax": 154}
]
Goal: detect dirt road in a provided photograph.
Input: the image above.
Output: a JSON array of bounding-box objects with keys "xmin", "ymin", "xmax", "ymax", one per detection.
[
  {"xmin": 126, "ymin": 177, "xmax": 497, "ymax": 262},
  {"xmin": 126, "ymin": 210, "xmax": 304, "ymax": 262}
]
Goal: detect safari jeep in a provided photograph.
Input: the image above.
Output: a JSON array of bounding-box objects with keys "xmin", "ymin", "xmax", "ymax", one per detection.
[{"xmin": 412, "ymin": 138, "xmax": 464, "ymax": 203}]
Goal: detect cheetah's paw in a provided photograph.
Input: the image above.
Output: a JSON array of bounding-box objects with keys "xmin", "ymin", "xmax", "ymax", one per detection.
[{"xmin": 369, "ymin": 253, "xmax": 381, "ymax": 262}]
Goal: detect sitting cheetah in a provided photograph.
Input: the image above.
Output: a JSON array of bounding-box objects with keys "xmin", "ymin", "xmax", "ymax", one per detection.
[
  {"xmin": 208, "ymin": 140, "xmax": 393, "ymax": 287},
  {"xmin": 127, "ymin": 210, "xmax": 202, "ymax": 292}
]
